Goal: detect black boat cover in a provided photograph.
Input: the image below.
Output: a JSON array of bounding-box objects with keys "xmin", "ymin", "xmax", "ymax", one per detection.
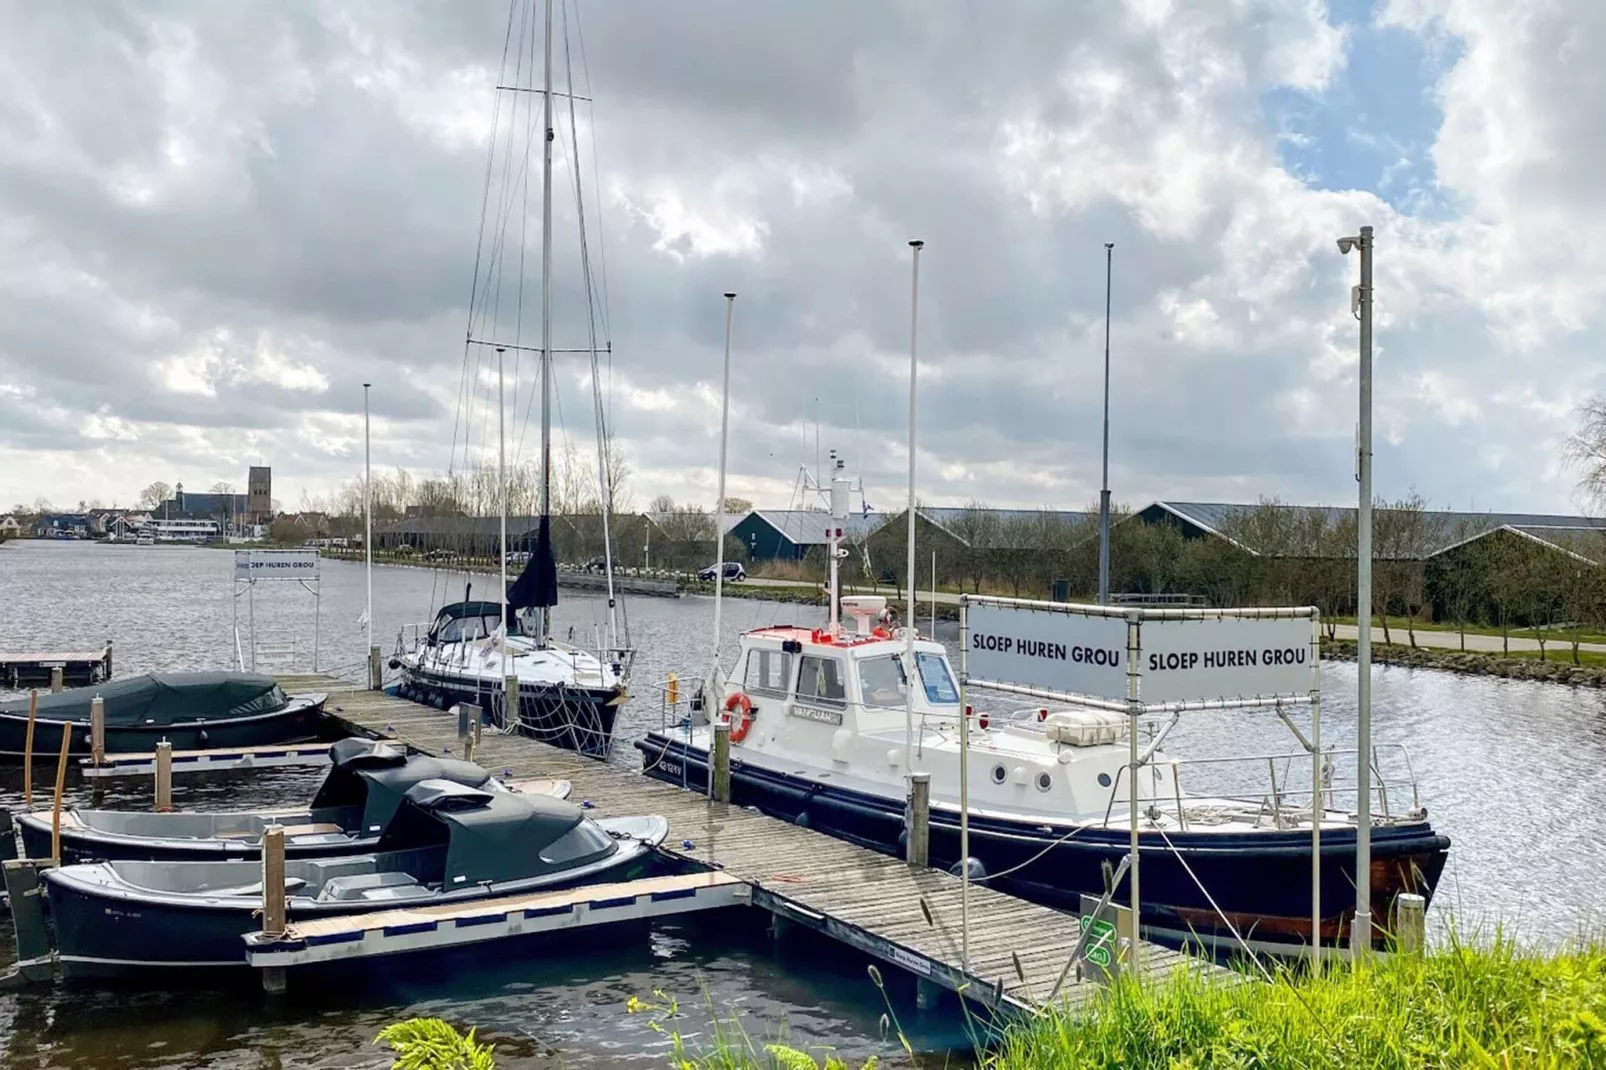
[
  {"xmin": 309, "ymin": 748, "xmax": 496, "ymax": 833},
  {"xmin": 378, "ymin": 779, "xmax": 603, "ymax": 886},
  {"xmin": 0, "ymin": 672, "xmax": 289, "ymax": 727}
]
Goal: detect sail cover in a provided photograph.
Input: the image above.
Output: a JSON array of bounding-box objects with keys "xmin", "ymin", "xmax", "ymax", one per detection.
[
  {"xmin": 506, "ymin": 514, "xmax": 558, "ymax": 623},
  {"xmin": 0, "ymin": 672, "xmax": 289, "ymax": 726}
]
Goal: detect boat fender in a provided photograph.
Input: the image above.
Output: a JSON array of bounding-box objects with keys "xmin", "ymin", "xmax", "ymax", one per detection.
[
  {"xmin": 949, "ymin": 857, "xmax": 987, "ymax": 881},
  {"xmin": 795, "ymin": 811, "xmax": 810, "ymax": 829},
  {"xmin": 724, "ymin": 692, "xmax": 755, "ymax": 743},
  {"xmin": 197, "ymin": 729, "xmax": 209, "ymax": 747}
]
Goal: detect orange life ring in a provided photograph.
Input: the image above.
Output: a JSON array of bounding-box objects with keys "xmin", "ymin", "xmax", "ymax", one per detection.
[{"xmin": 724, "ymin": 691, "xmax": 755, "ymax": 743}]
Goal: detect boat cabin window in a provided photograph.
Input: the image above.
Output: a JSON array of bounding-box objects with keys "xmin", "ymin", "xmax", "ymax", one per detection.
[
  {"xmin": 915, "ymin": 652, "xmax": 960, "ymax": 705},
  {"xmin": 797, "ymin": 655, "xmax": 848, "ymax": 706},
  {"xmin": 857, "ymin": 655, "xmax": 908, "ymax": 708},
  {"xmin": 742, "ymin": 649, "xmax": 793, "ymax": 699},
  {"xmin": 436, "ymin": 613, "xmax": 502, "ymax": 643},
  {"xmin": 538, "ymin": 820, "xmax": 617, "ymax": 866}
]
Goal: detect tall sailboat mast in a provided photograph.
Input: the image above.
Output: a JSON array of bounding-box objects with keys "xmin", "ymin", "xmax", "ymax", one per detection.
[{"xmin": 537, "ymin": 0, "xmax": 555, "ymax": 644}]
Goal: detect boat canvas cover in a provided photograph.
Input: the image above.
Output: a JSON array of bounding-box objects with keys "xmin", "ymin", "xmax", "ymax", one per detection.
[
  {"xmin": 505, "ymin": 514, "xmax": 558, "ymax": 622},
  {"xmin": 308, "ymin": 749, "xmax": 497, "ymax": 833},
  {"xmin": 377, "ymin": 780, "xmax": 593, "ymax": 886},
  {"xmin": 0, "ymin": 672, "xmax": 289, "ymax": 727}
]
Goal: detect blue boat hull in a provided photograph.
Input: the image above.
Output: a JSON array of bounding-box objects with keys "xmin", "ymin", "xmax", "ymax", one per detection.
[{"xmin": 637, "ymin": 732, "xmax": 1450, "ymax": 953}]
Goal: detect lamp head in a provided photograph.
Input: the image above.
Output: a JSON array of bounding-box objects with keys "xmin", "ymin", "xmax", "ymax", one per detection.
[{"xmin": 1336, "ymin": 236, "xmax": 1358, "ymax": 255}]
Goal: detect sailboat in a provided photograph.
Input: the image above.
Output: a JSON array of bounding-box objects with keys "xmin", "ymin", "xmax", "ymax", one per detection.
[{"xmin": 391, "ymin": 0, "xmax": 630, "ymax": 756}]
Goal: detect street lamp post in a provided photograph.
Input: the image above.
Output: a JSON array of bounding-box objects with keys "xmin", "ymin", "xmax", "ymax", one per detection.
[
  {"xmin": 1337, "ymin": 224, "xmax": 1374, "ymax": 957},
  {"xmin": 1097, "ymin": 243, "xmax": 1114, "ymax": 605}
]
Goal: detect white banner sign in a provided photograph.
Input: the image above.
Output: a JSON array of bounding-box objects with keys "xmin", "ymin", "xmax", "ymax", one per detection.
[
  {"xmin": 235, "ymin": 549, "xmax": 320, "ymax": 582},
  {"xmin": 1138, "ymin": 616, "xmax": 1312, "ymax": 703},
  {"xmin": 966, "ymin": 602, "xmax": 1128, "ymax": 699},
  {"xmin": 965, "ymin": 602, "xmax": 1312, "ymax": 704}
]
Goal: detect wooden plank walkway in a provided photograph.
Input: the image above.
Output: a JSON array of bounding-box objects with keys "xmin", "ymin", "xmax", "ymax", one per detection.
[
  {"xmin": 280, "ymin": 673, "xmax": 1235, "ymax": 1015},
  {"xmin": 1, "ymin": 643, "xmax": 113, "ymax": 689}
]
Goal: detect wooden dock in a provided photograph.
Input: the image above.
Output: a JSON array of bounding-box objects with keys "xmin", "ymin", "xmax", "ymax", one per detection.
[
  {"xmin": 278, "ymin": 673, "xmax": 1234, "ymax": 1016},
  {"xmin": 0, "ymin": 642, "xmax": 112, "ymax": 689}
]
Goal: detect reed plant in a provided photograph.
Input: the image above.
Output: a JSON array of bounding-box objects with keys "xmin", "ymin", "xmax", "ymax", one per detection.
[{"xmin": 992, "ymin": 932, "xmax": 1606, "ymax": 1069}]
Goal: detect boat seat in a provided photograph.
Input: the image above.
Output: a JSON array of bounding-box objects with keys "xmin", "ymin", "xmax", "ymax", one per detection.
[
  {"xmin": 355, "ymin": 884, "xmax": 434, "ymax": 902},
  {"xmin": 208, "ymin": 876, "xmax": 309, "ymax": 897},
  {"xmin": 285, "ymin": 832, "xmax": 354, "ymax": 847},
  {"xmin": 277, "ymin": 823, "xmax": 344, "ymax": 837},
  {"xmin": 318, "ymin": 871, "xmax": 422, "ymax": 902}
]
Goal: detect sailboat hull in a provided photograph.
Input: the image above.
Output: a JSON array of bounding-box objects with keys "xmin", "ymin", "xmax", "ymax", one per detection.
[
  {"xmin": 395, "ymin": 667, "xmax": 621, "ymax": 758},
  {"xmin": 637, "ymin": 732, "xmax": 1449, "ymax": 955}
]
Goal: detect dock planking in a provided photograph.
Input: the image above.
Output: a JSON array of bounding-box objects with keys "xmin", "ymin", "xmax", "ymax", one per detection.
[{"xmin": 277, "ymin": 672, "xmax": 1237, "ymax": 1015}]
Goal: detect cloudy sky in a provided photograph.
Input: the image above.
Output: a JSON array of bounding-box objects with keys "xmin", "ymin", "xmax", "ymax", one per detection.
[{"xmin": 2, "ymin": 0, "xmax": 1602, "ymax": 517}]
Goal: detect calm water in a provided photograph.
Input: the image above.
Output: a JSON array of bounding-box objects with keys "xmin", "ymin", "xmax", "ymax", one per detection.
[{"xmin": 2, "ymin": 539, "xmax": 1605, "ymax": 1066}]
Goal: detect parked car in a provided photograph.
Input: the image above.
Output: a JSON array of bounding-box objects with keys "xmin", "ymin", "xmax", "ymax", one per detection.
[
  {"xmin": 699, "ymin": 561, "xmax": 746, "ymax": 583},
  {"xmin": 582, "ymin": 556, "xmax": 614, "ymax": 574}
]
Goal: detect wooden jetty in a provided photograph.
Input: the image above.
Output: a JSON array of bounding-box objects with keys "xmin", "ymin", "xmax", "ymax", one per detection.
[
  {"xmin": 78, "ymin": 741, "xmax": 333, "ymax": 779},
  {"xmin": 0, "ymin": 642, "xmax": 112, "ymax": 689},
  {"xmin": 276, "ymin": 672, "xmax": 1234, "ymax": 1015}
]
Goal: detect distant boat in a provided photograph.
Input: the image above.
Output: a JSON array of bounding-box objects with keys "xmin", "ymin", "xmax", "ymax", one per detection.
[
  {"xmin": 15, "ymin": 737, "xmax": 572, "ymax": 864},
  {"xmin": 44, "ymin": 778, "xmax": 668, "ymax": 980},
  {"xmin": 0, "ymin": 673, "xmax": 326, "ymax": 758}
]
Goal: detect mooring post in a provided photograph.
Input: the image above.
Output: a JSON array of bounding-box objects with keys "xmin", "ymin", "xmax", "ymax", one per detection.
[
  {"xmin": 3, "ymin": 859, "xmax": 55, "ymax": 983},
  {"xmin": 89, "ymin": 695, "xmax": 106, "ymax": 768},
  {"xmin": 50, "ymin": 666, "xmax": 63, "ymax": 693},
  {"xmin": 104, "ymin": 639, "xmax": 114, "ymax": 679},
  {"xmin": 458, "ymin": 702, "xmax": 482, "ymax": 763},
  {"xmin": 712, "ymin": 721, "xmax": 731, "ymax": 804},
  {"xmin": 503, "ymin": 674, "xmax": 520, "ymax": 730},
  {"xmin": 23, "ymin": 688, "xmax": 38, "ymax": 806},
  {"xmin": 51, "ymin": 723, "xmax": 71, "ymax": 863},
  {"xmin": 261, "ymin": 824, "xmax": 288, "ymax": 994},
  {"xmin": 907, "ymin": 771, "xmax": 931, "ymax": 868},
  {"xmin": 367, "ymin": 646, "xmax": 382, "ymax": 690},
  {"xmin": 1395, "ymin": 893, "xmax": 1426, "ymax": 955},
  {"xmin": 154, "ymin": 739, "xmax": 173, "ymax": 812}
]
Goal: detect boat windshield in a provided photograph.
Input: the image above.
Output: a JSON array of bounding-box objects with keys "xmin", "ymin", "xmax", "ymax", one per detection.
[
  {"xmin": 437, "ymin": 613, "xmax": 503, "ymax": 642},
  {"xmin": 857, "ymin": 656, "xmax": 907, "ymax": 708},
  {"xmin": 915, "ymin": 652, "xmax": 960, "ymax": 705}
]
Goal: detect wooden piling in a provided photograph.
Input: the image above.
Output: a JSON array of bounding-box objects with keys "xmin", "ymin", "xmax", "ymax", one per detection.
[
  {"xmin": 89, "ymin": 695, "xmax": 106, "ymax": 768},
  {"xmin": 504, "ymin": 674, "xmax": 520, "ymax": 729},
  {"xmin": 1395, "ymin": 893, "xmax": 1426, "ymax": 955},
  {"xmin": 50, "ymin": 666, "xmax": 63, "ymax": 693},
  {"xmin": 367, "ymin": 646, "xmax": 382, "ymax": 690},
  {"xmin": 3, "ymin": 859, "xmax": 55, "ymax": 982},
  {"xmin": 154, "ymin": 739, "xmax": 173, "ymax": 812},
  {"xmin": 907, "ymin": 772, "xmax": 931, "ymax": 868},
  {"xmin": 23, "ymin": 688, "xmax": 37, "ymax": 806},
  {"xmin": 51, "ymin": 722, "xmax": 71, "ymax": 863},
  {"xmin": 104, "ymin": 639, "xmax": 113, "ymax": 678},
  {"xmin": 261, "ymin": 824, "xmax": 288, "ymax": 993},
  {"xmin": 712, "ymin": 721, "xmax": 731, "ymax": 804}
]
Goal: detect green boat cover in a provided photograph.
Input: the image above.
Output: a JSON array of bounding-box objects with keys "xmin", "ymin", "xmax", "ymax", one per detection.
[
  {"xmin": 0, "ymin": 672, "xmax": 290, "ymax": 727},
  {"xmin": 309, "ymin": 743, "xmax": 497, "ymax": 833}
]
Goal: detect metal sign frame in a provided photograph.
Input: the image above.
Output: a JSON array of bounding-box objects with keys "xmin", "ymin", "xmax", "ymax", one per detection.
[
  {"xmin": 958, "ymin": 594, "xmax": 1324, "ymax": 973},
  {"xmin": 233, "ymin": 550, "xmax": 321, "ymax": 673}
]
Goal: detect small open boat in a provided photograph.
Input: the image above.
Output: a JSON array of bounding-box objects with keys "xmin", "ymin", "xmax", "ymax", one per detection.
[
  {"xmin": 0, "ymin": 672, "xmax": 326, "ymax": 758},
  {"xmin": 44, "ymin": 778, "xmax": 669, "ymax": 981},
  {"xmin": 15, "ymin": 738, "xmax": 572, "ymax": 865}
]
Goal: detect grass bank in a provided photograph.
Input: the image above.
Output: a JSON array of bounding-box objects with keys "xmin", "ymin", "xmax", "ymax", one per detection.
[
  {"xmin": 656, "ymin": 937, "xmax": 1606, "ymax": 1070},
  {"xmin": 1322, "ymin": 636, "xmax": 1606, "ymax": 685}
]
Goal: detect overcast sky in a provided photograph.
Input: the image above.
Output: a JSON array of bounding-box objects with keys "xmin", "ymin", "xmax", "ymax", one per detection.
[{"xmin": 2, "ymin": 0, "xmax": 1602, "ymax": 517}]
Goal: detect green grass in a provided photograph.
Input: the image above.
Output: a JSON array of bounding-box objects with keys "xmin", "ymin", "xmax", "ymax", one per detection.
[
  {"xmin": 990, "ymin": 936, "xmax": 1606, "ymax": 1070},
  {"xmin": 1332, "ymin": 615, "xmax": 1606, "ymax": 645},
  {"xmin": 648, "ymin": 937, "xmax": 1606, "ymax": 1070}
]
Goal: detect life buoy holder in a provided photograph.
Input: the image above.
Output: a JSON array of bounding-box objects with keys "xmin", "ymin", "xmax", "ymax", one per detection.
[{"xmin": 724, "ymin": 691, "xmax": 755, "ymax": 743}]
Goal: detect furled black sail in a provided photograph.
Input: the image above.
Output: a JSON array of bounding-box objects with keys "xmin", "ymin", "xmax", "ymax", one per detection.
[{"xmin": 506, "ymin": 514, "xmax": 558, "ymax": 626}]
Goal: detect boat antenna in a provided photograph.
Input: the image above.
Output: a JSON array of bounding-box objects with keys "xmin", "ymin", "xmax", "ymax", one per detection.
[
  {"xmin": 363, "ymin": 383, "xmax": 373, "ymax": 667},
  {"xmin": 711, "ymin": 292, "xmax": 737, "ymax": 675},
  {"xmin": 904, "ymin": 239, "xmax": 924, "ymax": 774}
]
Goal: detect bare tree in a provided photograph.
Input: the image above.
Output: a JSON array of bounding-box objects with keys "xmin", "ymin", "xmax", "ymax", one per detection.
[
  {"xmin": 1565, "ymin": 396, "xmax": 1606, "ymax": 509},
  {"xmin": 138, "ymin": 482, "xmax": 172, "ymax": 510}
]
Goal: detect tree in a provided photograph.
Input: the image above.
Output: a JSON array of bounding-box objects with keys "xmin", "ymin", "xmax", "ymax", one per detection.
[
  {"xmin": 1564, "ymin": 396, "xmax": 1606, "ymax": 509},
  {"xmin": 1427, "ymin": 515, "xmax": 1492, "ymax": 650},
  {"xmin": 944, "ymin": 502, "xmax": 1001, "ymax": 594},
  {"xmin": 722, "ymin": 497, "xmax": 753, "ymax": 514}
]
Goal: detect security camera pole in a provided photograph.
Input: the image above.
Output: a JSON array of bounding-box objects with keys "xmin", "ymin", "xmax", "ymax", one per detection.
[
  {"xmin": 1337, "ymin": 224, "xmax": 1374, "ymax": 957},
  {"xmin": 1098, "ymin": 242, "xmax": 1114, "ymax": 606}
]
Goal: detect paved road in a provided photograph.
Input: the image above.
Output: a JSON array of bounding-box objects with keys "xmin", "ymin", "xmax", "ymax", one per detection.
[{"xmin": 743, "ymin": 578, "xmax": 1606, "ymax": 655}]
